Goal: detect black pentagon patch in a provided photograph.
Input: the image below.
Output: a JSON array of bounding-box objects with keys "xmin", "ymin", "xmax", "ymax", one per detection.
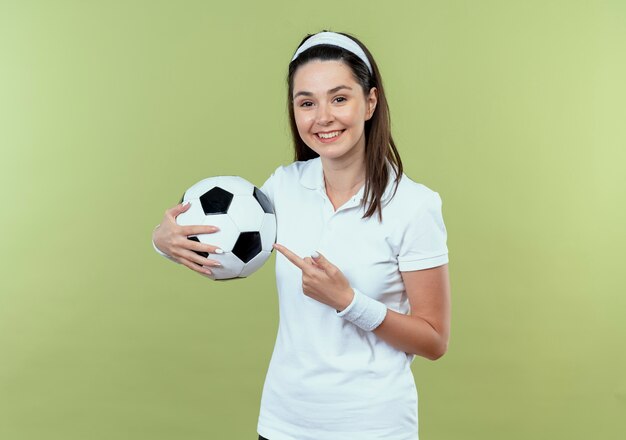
[
  {"xmin": 253, "ymin": 187, "xmax": 274, "ymax": 214},
  {"xmin": 232, "ymin": 232, "xmax": 262, "ymax": 264},
  {"xmin": 187, "ymin": 236, "xmax": 208, "ymax": 258},
  {"xmin": 200, "ymin": 186, "xmax": 233, "ymax": 215},
  {"xmin": 179, "ymin": 193, "xmax": 185, "ymax": 204}
]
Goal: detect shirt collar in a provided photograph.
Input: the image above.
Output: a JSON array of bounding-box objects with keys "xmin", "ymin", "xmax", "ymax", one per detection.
[
  {"xmin": 298, "ymin": 157, "xmax": 324, "ymax": 190},
  {"xmin": 298, "ymin": 157, "xmax": 399, "ymax": 203}
]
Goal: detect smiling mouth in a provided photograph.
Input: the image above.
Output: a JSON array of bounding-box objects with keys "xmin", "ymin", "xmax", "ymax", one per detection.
[{"xmin": 316, "ymin": 130, "xmax": 345, "ymax": 140}]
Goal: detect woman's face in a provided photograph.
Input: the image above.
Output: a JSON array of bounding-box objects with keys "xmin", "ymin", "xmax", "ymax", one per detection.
[{"xmin": 292, "ymin": 60, "xmax": 377, "ymax": 162}]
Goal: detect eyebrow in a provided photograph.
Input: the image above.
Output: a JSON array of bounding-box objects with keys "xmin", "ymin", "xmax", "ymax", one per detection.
[{"xmin": 293, "ymin": 85, "xmax": 353, "ymax": 99}]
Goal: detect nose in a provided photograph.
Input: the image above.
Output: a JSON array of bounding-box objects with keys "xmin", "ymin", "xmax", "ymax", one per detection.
[{"xmin": 315, "ymin": 102, "xmax": 334, "ymax": 126}]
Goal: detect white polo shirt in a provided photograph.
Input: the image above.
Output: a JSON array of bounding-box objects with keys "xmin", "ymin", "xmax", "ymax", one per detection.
[{"xmin": 256, "ymin": 157, "xmax": 449, "ymax": 440}]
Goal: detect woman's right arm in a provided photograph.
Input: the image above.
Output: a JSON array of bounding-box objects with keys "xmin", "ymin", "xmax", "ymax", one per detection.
[{"xmin": 152, "ymin": 202, "xmax": 223, "ymax": 277}]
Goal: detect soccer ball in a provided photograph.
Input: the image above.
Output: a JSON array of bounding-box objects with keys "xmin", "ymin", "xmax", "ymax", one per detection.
[{"xmin": 177, "ymin": 176, "xmax": 276, "ymax": 280}]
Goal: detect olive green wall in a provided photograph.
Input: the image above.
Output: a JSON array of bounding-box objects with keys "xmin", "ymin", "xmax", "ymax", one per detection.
[{"xmin": 1, "ymin": 1, "xmax": 624, "ymax": 439}]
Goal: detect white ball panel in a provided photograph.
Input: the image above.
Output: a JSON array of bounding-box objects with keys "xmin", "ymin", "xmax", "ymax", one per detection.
[
  {"xmin": 227, "ymin": 195, "xmax": 264, "ymax": 232},
  {"xmin": 208, "ymin": 252, "xmax": 246, "ymax": 279},
  {"xmin": 259, "ymin": 213, "xmax": 277, "ymax": 252},
  {"xmin": 184, "ymin": 179, "xmax": 217, "ymax": 201},
  {"xmin": 175, "ymin": 198, "xmax": 206, "ymax": 227},
  {"xmin": 197, "ymin": 214, "xmax": 240, "ymax": 252},
  {"xmin": 239, "ymin": 250, "xmax": 272, "ymax": 278},
  {"xmin": 185, "ymin": 176, "xmax": 254, "ymax": 200}
]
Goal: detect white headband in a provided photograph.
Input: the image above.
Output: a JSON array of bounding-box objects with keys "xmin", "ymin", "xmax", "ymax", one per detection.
[{"xmin": 290, "ymin": 31, "xmax": 373, "ymax": 75}]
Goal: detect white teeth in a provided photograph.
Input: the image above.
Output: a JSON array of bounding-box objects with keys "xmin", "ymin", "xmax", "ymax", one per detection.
[{"xmin": 317, "ymin": 130, "xmax": 342, "ymax": 139}]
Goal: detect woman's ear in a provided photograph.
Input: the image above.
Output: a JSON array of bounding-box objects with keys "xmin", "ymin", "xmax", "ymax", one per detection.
[{"xmin": 365, "ymin": 87, "xmax": 378, "ymax": 121}]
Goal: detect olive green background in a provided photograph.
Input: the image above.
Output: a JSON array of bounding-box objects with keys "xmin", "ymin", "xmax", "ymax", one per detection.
[{"xmin": 1, "ymin": 1, "xmax": 624, "ymax": 439}]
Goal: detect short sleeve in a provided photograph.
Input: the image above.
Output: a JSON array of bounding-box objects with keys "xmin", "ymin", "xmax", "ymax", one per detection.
[
  {"xmin": 259, "ymin": 164, "xmax": 283, "ymax": 209},
  {"xmin": 397, "ymin": 191, "xmax": 449, "ymax": 271}
]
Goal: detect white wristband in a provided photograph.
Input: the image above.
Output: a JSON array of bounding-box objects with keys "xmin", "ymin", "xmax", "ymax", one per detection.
[{"xmin": 336, "ymin": 288, "xmax": 387, "ymax": 331}]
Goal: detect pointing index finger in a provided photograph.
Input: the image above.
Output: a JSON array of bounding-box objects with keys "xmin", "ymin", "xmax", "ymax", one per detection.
[{"xmin": 273, "ymin": 243, "xmax": 306, "ymax": 271}]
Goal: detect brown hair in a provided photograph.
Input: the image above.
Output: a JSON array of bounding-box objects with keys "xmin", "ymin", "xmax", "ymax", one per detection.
[{"xmin": 287, "ymin": 31, "xmax": 403, "ymax": 222}]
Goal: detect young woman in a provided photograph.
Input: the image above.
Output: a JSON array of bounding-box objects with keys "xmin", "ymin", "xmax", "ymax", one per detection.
[{"xmin": 153, "ymin": 31, "xmax": 451, "ymax": 440}]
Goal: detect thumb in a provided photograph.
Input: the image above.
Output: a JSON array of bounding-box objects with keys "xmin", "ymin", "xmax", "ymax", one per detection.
[{"xmin": 169, "ymin": 201, "xmax": 190, "ymax": 220}]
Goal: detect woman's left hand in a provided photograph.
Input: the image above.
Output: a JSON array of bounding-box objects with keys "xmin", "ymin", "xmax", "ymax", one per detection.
[{"xmin": 273, "ymin": 243, "xmax": 354, "ymax": 311}]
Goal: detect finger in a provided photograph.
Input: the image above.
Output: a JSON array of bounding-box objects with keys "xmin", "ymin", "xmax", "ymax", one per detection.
[
  {"xmin": 180, "ymin": 252, "xmax": 221, "ymax": 274},
  {"xmin": 182, "ymin": 249, "xmax": 223, "ymax": 269},
  {"xmin": 309, "ymin": 258, "xmax": 324, "ymax": 271},
  {"xmin": 173, "ymin": 201, "xmax": 192, "ymax": 220},
  {"xmin": 177, "ymin": 236, "xmax": 224, "ymax": 256},
  {"xmin": 180, "ymin": 224, "xmax": 221, "ymax": 236},
  {"xmin": 178, "ymin": 256, "xmax": 214, "ymax": 276},
  {"xmin": 311, "ymin": 250, "xmax": 335, "ymax": 270},
  {"xmin": 180, "ymin": 240, "xmax": 224, "ymax": 267},
  {"xmin": 302, "ymin": 257, "xmax": 323, "ymax": 271},
  {"xmin": 166, "ymin": 201, "xmax": 190, "ymax": 220},
  {"xmin": 204, "ymin": 259, "xmax": 223, "ymax": 268},
  {"xmin": 273, "ymin": 243, "xmax": 306, "ymax": 271},
  {"xmin": 176, "ymin": 248, "xmax": 215, "ymax": 268}
]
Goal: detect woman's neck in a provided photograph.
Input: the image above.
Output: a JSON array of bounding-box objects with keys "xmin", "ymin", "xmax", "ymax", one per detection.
[{"xmin": 320, "ymin": 155, "xmax": 366, "ymax": 197}]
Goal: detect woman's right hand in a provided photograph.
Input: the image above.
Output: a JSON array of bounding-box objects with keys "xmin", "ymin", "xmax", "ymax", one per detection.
[{"xmin": 152, "ymin": 202, "xmax": 223, "ymax": 277}]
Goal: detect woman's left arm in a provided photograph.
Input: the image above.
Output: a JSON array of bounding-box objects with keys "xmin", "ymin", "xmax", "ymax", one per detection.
[
  {"xmin": 272, "ymin": 243, "xmax": 451, "ymax": 360},
  {"xmin": 373, "ymin": 264, "xmax": 451, "ymax": 360}
]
